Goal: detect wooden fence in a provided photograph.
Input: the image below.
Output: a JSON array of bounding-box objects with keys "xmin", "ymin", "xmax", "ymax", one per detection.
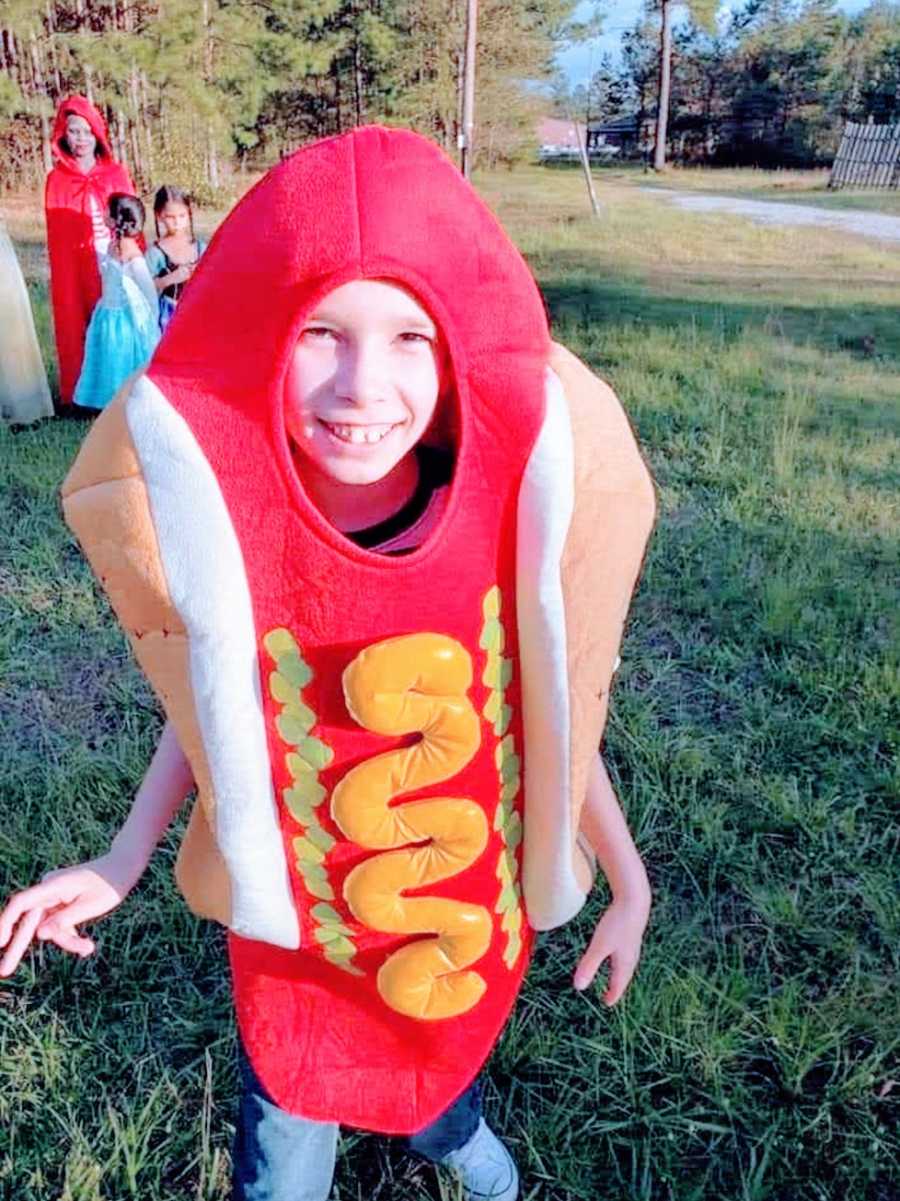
[{"xmin": 829, "ymin": 122, "xmax": 900, "ymax": 189}]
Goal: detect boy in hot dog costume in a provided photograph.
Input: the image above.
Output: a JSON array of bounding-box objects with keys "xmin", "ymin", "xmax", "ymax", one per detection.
[{"xmin": 0, "ymin": 128, "xmax": 655, "ymax": 1200}]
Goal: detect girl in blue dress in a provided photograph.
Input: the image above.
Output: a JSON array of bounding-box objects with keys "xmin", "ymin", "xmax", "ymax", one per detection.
[
  {"xmin": 73, "ymin": 194, "xmax": 159, "ymax": 412},
  {"xmin": 145, "ymin": 186, "xmax": 207, "ymax": 332}
]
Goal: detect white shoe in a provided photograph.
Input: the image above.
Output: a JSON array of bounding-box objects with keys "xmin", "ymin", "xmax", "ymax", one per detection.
[{"xmin": 440, "ymin": 1118, "xmax": 520, "ymax": 1201}]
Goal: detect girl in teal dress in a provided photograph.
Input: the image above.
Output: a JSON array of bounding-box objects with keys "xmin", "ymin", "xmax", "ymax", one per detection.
[
  {"xmin": 73, "ymin": 194, "xmax": 159, "ymax": 412},
  {"xmin": 145, "ymin": 186, "xmax": 206, "ymax": 332}
]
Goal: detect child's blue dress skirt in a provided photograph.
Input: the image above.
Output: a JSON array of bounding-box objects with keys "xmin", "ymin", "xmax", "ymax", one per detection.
[
  {"xmin": 158, "ymin": 293, "xmax": 177, "ymax": 332},
  {"xmin": 74, "ymin": 256, "xmax": 160, "ymax": 411}
]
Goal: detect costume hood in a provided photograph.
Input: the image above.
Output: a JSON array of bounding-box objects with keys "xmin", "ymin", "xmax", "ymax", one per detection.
[
  {"xmin": 51, "ymin": 95, "xmax": 113, "ymax": 170},
  {"xmin": 153, "ymin": 125, "xmax": 549, "ymax": 445}
]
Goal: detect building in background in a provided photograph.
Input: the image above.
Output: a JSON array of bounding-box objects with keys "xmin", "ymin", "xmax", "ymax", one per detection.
[{"xmin": 536, "ymin": 116, "xmax": 586, "ymax": 161}]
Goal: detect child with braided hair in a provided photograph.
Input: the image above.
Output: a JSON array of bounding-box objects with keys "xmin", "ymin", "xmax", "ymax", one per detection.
[{"xmin": 73, "ymin": 193, "xmax": 159, "ymax": 411}]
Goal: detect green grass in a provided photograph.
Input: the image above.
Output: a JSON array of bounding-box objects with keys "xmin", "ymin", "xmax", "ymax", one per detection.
[{"xmin": 1, "ymin": 172, "xmax": 898, "ymax": 1199}]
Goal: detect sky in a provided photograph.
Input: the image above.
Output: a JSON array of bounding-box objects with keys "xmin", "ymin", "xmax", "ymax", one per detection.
[{"xmin": 556, "ymin": 0, "xmax": 877, "ymax": 84}]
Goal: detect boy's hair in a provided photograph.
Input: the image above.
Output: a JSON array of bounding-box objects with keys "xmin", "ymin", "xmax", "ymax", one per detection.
[
  {"xmin": 107, "ymin": 193, "xmax": 145, "ymax": 239},
  {"xmin": 153, "ymin": 184, "xmax": 195, "ymax": 239}
]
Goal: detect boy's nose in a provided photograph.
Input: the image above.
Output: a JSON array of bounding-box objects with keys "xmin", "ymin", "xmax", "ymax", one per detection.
[{"xmin": 334, "ymin": 342, "xmax": 388, "ymax": 407}]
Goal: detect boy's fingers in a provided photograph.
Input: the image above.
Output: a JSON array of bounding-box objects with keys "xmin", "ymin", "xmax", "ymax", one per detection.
[
  {"xmin": 38, "ymin": 896, "xmax": 105, "ymax": 935},
  {"xmin": 573, "ymin": 940, "xmax": 611, "ymax": 991},
  {"xmin": 604, "ymin": 953, "xmax": 638, "ymax": 1007},
  {"xmin": 0, "ymin": 891, "xmax": 39, "ymax": 945},
  {"xmin": 1, "ymin": 879, "xmax": 81, "ymax": 944},
  {"xmin": 0, "ymin": 907, "xmax": 45, "ymax": 977},
  {"xmin": 41, "ymin": 925, "xmax": 95, "ymax": 957},
  {"xmin": 0, "ymin": 888, "xmax": 46, "ymax": 946}
]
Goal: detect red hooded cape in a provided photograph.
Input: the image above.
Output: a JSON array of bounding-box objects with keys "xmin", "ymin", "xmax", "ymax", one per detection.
[
  {"xmin": 143, "ymin": 126, "xmax": 549, "ymax": 1132},
  {"xmin": 44, "ymin": 96, "xmax": 134, "ymax": 405}
]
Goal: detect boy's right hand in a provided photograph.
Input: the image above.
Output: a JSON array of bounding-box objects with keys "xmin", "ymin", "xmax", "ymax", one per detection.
[{"xmin": 0, "ymin": 856, "xmax": 133, "ymax": 977}]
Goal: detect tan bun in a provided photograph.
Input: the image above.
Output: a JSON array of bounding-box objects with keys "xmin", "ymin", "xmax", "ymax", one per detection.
[
  {"xmin": 62, "ymin": 388, "xmax": 232, "ymax": 925},
  {"xmin": 549, "ymin": 342, "xmax": 656, "ymax": 907}
]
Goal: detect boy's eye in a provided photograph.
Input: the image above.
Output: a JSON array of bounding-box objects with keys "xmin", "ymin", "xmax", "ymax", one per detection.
[
  {"xmin": 301, "ymin": 327, "xmax": 337, "ymax": 342},
  {"xmin": 397, "ymin": 331, "xmax": 433, "ymax": 346}
]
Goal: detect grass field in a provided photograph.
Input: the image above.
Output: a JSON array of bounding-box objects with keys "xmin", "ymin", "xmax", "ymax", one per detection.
[{"xmin": 1, "ymin": 169, "xmax": 898, "ymax": 1200}]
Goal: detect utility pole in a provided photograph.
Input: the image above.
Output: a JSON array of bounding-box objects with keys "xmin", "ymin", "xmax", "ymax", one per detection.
[
  {"xmin": 654, "ymin": 0, "xmax": 674, "ymax": 172},
  {"xmin": 460, "ymin": 0, "xmax": 478, "ymax": 178},
  {"xmin": 574, "ymin": 119, "xmax": 601, "ymax": 217}
]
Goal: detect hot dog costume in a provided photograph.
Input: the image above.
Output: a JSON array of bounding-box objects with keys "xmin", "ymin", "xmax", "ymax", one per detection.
[{"xmin": 61, "ymin": 127, "xmax": 655, "ymax": 1134}]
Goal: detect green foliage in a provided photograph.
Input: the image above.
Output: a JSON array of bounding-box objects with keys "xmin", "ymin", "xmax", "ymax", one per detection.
[
  {"xmin": 0, "ymin": 0, "xmax": 579, "ymax": 188},
  {"xmin": 0, "ymin": 73, "xmax": 24, "ymax": 118},
  {"xmin": 559, "ymin": 0, "xmax": 900, "ymax": 167}
]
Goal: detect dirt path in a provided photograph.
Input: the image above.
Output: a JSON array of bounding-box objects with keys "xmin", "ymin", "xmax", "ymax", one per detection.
[{"xmin": 640, "ymin": 187, "xmax": 900, "ymax": 244}]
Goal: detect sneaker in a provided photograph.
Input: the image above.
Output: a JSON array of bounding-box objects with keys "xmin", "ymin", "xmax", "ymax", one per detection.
[{"xmin": 439, "ymin": 1118, "xmax": 520, "ymax": 1201}]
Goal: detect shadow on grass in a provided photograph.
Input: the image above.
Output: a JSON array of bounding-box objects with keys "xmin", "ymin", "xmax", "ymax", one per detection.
[{"xmin": 539, "ymin": 268, "xmax": 900, "ymax": 366}]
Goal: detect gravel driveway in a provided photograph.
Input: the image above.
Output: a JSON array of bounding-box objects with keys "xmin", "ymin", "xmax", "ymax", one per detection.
[{"xmin": 640, "ymin": 188, "xmax": 900, "ymax": 243}]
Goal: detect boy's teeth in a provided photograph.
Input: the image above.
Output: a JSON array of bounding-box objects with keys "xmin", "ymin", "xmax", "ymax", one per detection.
[{"xmin": 327, "ymin": 423, "xmax": 394, "ymax": 444}]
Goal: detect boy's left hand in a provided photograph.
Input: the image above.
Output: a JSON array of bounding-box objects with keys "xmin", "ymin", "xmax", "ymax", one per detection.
[{"xmin": 573, "ymin": 893, "xmax": 650, "ymax": 1005}]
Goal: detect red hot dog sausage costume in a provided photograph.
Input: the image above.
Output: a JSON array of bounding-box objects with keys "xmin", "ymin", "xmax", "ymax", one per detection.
[{"xmin": 61, "ymin": 127, "xmax": 655, "ymax": 1133}]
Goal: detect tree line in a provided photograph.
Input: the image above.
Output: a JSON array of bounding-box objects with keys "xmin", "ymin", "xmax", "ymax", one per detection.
[
  {"xmin": 564, "ymin": 0, "xmax": 900, "ymax": 168},
  {"xmin": 0, "ymin": 0, "xmax": 575, "ymax": 195},
  {"xmin": 3, "ymin": 0, "xmax": 898, "ymax": 194}
]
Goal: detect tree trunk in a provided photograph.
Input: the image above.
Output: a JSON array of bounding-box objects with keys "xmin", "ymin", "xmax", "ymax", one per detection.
[
  {"xmin": 28, "ymin": 27, "xmax": 53, "ymax": 174},
  {"xmin": 40, "ymin": 110, "xmax": 52, "ymax": 173},
  {"xmin": 352, "ymin": 16, "xmax": 365, "ymax": 126},
  {"xmin": 141, "ymin": 70, "xmax": 156, "ymax": 170},
  {"xmin": 27, "ymin": 26, "xmax": 38, "ymax": 89},
  {"xmin": 208, "ymin": 127, "xmax": 219, "ymax": 189},
  {"xmin": 460, "ymin": 0, "xmax": 477, "ymax": 177},
  {"xmin": 334, "ymin": 65, "xmax": 343, "ymax": 134},
  {"xmin": 129, "ymin": 67, "xmax": 144, "ymax": 183},
  {"xmin": 47, "ymin": 5, "xmax": 62, "ymax": 96},
  {"xmin": 129, "ymin": 116, "xmax": 143, "ymax": 184},
  {"xmin": 456, "ymin": 48, "xmax": 464, "ymax": 150},
  {"xmin": 201, "ymin": 0, "xmax": 219, "ymax": 189},
  {"xmin": 654, "ymin": 0, "xmax": 673, "ymax": 172},
  {"xmin": 116, "ymin": 108, "xmax": 128, "ymax": 166}
]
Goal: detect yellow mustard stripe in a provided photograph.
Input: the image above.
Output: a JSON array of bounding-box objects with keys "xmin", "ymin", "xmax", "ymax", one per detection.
[
  {"xmin": 479, "ymin": 588, "xmax": 524, "ymax": 969},
  {"xmin": 332, "ymin": 633, "xmax": 490, "ymax": 1020},
  {"xmin": 263, "ymin": 628, "xmax": 363, "ymax": 976}
]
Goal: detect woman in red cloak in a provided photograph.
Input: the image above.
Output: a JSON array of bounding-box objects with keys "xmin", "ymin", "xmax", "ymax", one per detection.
[{"xmin": 44, "ymin": 95, "xmax": 136, "ymax": 406}]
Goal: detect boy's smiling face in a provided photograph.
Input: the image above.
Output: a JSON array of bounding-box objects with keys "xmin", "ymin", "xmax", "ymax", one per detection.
[{"xmin": 284, "ymin": 279, "xmax": 444, "ymax": 488}]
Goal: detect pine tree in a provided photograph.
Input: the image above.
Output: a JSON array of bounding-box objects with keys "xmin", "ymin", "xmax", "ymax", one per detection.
[{"xmin": 653, "ymin": 0, "xmax": 720, "ymax": 170}]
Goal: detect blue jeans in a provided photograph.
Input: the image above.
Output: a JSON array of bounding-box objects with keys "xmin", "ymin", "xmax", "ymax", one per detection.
[{"xmin": 232, "ymin": 1043, "xmax": 482, "ymax": 1200}]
